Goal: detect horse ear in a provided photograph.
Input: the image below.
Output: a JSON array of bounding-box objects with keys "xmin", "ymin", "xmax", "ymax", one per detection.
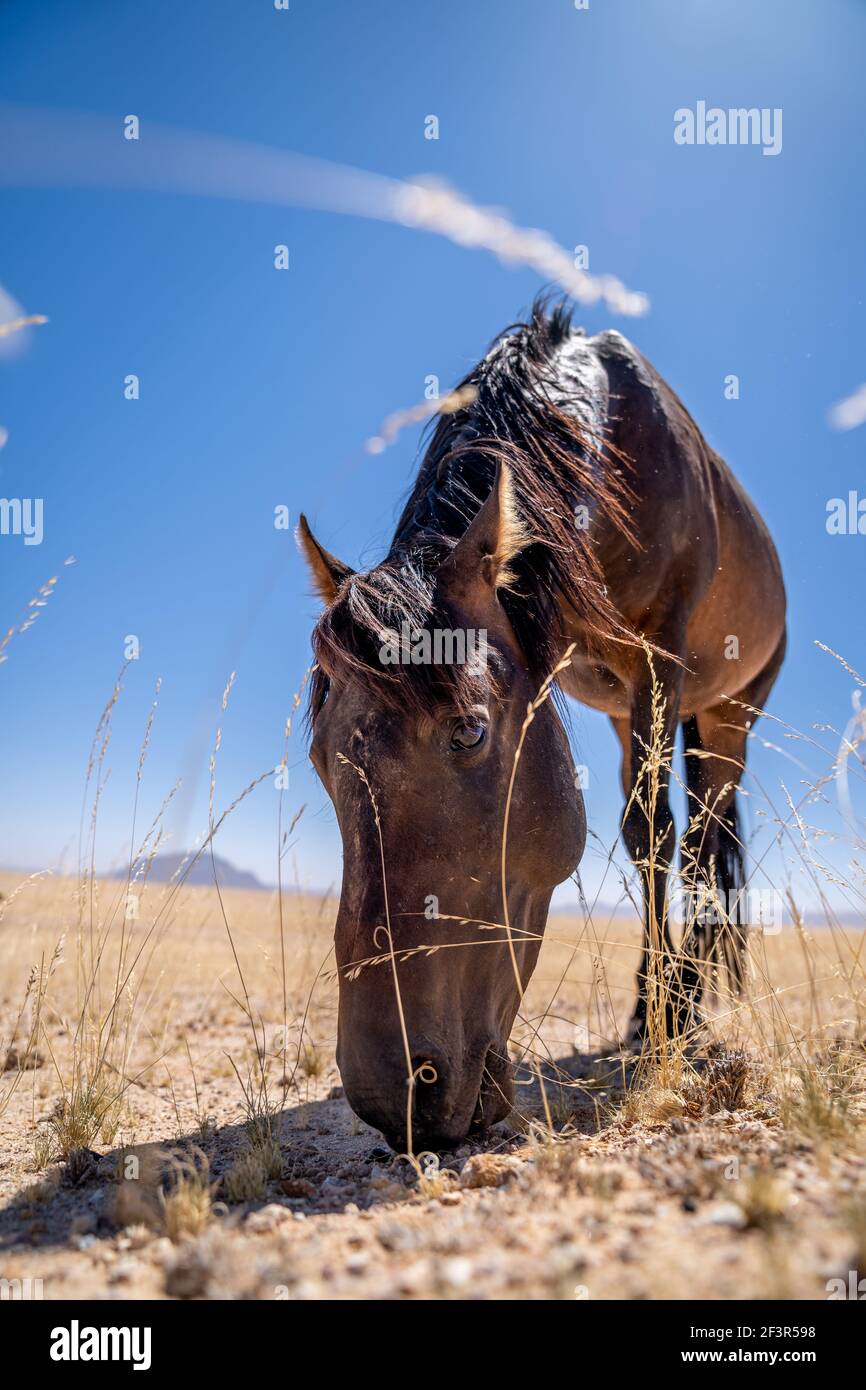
[
  {"xmin": 296, "ymin": 515, "xmax": 354, "ymax": 604},
  {"xmin": 437, "ymin": 462, "xmax": 530, "ymax": 603}
]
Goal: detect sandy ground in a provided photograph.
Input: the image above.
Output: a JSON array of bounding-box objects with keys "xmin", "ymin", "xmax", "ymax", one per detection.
[{"xmin": 1, "ymin": 872, "xmax": 864, "ymax": 1300}]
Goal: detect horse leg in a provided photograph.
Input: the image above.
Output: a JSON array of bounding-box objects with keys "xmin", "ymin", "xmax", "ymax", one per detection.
[
  {"xmin": 678, "ymin": 711, "xmax": 750, "ymax": 1017},
  {"xmin": 679, "ymin": 631, "xmax": 787, "ymax": 1014},
  {"xmin": 612, "ymin": 641, "xmax": 686, "ymax": 1042}
]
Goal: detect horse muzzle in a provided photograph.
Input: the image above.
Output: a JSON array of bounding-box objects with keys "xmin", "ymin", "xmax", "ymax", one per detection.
[{"xmin": 340, "ymin": 1038, "xmax": 512, "ymax": 1152}]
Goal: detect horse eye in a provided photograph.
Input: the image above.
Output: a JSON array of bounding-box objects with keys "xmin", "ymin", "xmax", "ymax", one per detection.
[{"xmin": 450, "ymin": 718, "xmax": 487, "ymax": 751}]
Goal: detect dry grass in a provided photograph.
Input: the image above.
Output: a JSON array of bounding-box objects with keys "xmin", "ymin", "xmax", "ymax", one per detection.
[
  {"xmin": 159, "ymin": 1151, "xmax": 215, "ymax": 1243},
  {"xmin": 0, "ymin": 868, "xmax": 863, "ymax": 1298},
  {"xmin": 222, "ymin": 1148, "xmax": 274, "ymax": 1204},
  {"xmin": 0, "ymin": 645, "xmax": 864, "ymax": 1300}
]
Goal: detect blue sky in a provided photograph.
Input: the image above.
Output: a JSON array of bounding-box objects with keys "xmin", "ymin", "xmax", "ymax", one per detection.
[{"xmin": 1, "ymin": 0, "xmax": 864, "ymax": 913}]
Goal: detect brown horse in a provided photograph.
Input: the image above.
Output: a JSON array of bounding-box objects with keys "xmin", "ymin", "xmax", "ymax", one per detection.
[{"xmin": 298, "ymin": 299, "xmax": 786, "ymax": 1151}]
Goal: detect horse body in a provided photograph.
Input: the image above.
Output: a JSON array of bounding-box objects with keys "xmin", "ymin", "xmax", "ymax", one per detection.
[
  {"xmin": 548, "ymin": 328, "xmax": 785, "ymax": 719},
  {"xmin": 300, "ymin": 299, "xmax": 786, "ymax": 1145},
  {"xmin": 545, "ymin": 324, "xmax": 786, "ymax": 1031}
]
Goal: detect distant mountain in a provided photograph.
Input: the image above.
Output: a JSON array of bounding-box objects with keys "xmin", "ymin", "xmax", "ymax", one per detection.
[{"xmin": 115, "ymin": 852, "xmax": 267, "ymax": 891}]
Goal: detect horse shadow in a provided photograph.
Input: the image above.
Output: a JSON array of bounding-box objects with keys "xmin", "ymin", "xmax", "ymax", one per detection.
[
  {"xmin": 509, "ymin": 1045, "xmax": 637, "ymax": 1135},
  {"xmin": 0, "ymin": 1046, "xmax": 635, "ymax": 1256}
]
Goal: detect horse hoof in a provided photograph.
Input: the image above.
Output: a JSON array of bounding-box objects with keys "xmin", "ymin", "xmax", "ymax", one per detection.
[{"xmin": 623, "ymin": 1003, "xmax": 701, "ymax": 1047}]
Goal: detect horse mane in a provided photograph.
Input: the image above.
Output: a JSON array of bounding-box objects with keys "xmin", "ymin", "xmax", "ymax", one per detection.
[{"xmin": 309, "ymin": 294, "xmax": 638, "ymax": 723}]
